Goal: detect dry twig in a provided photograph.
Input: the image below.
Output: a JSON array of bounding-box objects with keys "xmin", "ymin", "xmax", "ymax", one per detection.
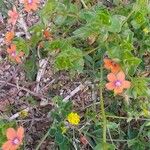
[
  {"xmin": 63, "ymin": 81, "xmax": 90, "ymax": 102},
  {"xmin": 0, "ymin": 80, "xmax": 49, "ymax": 101},
  {"xmin": 18, "ymin": 14, "xmax": 31, "ymax": 39}
]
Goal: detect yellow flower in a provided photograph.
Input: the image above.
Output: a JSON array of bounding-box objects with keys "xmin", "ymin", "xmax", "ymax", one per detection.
[
  {"xmin": 67, "ymin": 112, "xmax": 80, "ymax": 125},
  {"xmin": 61, "ymin": 126, "xmax": 67, "ymax": 134},
  {"xmin": 19, "ymin": 110, "xmax": 29, "ymax": 118},
  {"xmin": 143, "ymin": 28, "xmax": 149, "ymax": 34}
]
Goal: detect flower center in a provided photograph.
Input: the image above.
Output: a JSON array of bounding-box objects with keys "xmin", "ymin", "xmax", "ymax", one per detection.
[
  {"xmin": 115, "ymin": 80, "xmax": 122, "ymax": 87},
  {"xmin": 28, "ymin": 0, "xmax": 33, "ymax": 4},
  {"xmin": 11, "ymin": 51, "xmax": 16, "ymax": 57},
  {"xmin": 12, "ymin": 138, "xmax": 20, "ymax": 145}
]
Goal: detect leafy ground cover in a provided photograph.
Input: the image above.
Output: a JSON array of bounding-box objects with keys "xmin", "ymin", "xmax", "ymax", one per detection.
[{"xmin": 0, "ymin": 0, "xmax": 150, "ymax": 150}]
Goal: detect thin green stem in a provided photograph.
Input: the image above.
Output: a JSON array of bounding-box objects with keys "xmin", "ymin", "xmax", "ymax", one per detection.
[
  {"xmin": 84, "ymin": 103, "xmax": 150, "ymax": 121},
  {"xmin": 121, "ymin": 9, "xmax": 135, "ymax": 27},
  {"xmin": 35, "ymin": 128, "xmax": 51, "ymax": 150},
  {"xmin": 100, "ymin": 65, "xmax": 107, "ymax": 148},
  {"xmin": 83, "ymin": 47, "xmax": 99, "ymax": 56}
]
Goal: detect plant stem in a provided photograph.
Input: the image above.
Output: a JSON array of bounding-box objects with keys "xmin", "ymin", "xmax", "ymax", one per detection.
[
  {"xmin": 35, "ymin": 128, "xmax": 51, "ymax": 150},
  {"xmin": 100, "ymin": 65, "xmax": 107, "ymax": 147},
  {"xmin": 83, "ymin": 47, "xmax": 99, "ymax": 56},
  {"xmin": 121, "ymin": 9, "xmax": 135, "ymax": 27}
]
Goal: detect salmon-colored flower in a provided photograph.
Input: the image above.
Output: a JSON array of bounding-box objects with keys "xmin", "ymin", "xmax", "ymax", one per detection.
[
  {"xmin": 2, "ymin": 126, "xmax": 24, "ymax": 150},
  {"xmin": 5, "ymin": 31, "xmax": 15, "ymax": 44},
  {"xmin": 8, "ymin": 6, "xmax": 19, "ymax": 26},
  {"xmin": 104, "ymin": 58, "xmax": 121, "ymax": 74},
  {"xmin": 106, "ymin": 71, "xmax": 131, "ymax": 94},
  {"xmin": 7, "ymin": 44, "xmax": 24, "ymax": 63},
  {"xmin": 23, "ymin": 0, "xmax": 39, "ymax": 12}
]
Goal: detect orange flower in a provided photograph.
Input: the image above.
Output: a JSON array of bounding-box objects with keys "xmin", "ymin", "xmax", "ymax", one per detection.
[
  {"xmin": 106, "ymin": 71, "xmax": 131, "ymax": 94},
  {"xmin": 2, "ymin": 127, "xmax": 24, "ymax": 150},
  {"xmin": 23, "ymin": 0, "xmax": 39, "ymax": 12},
  {"xmin": 7, "ymin": 44, "xmax": 24, "ymax": 63},
  {"xmin": 43, "ymin": 29, "xmax": 53, "ymax": 40},
  {"xmin": 8, "ymin": 6, "xmax": 19, "ymax": 26},
  {"xmin": 104, "ymin": 58, "xmax": 121, "ymax": 74},
  {"xmin": 5, "ymin": 31, "xmax": 15, "ymax": 44}
]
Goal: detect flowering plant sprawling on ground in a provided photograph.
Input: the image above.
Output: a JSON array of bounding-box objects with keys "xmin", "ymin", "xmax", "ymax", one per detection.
[{"xmin": 0, "ymin": 0, "xmax": 150, "ymax": 150}]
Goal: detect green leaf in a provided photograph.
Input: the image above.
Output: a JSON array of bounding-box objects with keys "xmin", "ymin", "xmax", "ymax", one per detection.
[
  {"xmin": 55, "ymin": 131, "xmax": 65, "ymax": 144},
  {"xmin": 55, "ymin": 47, "xmax": 84, "ymax": 72},
  {"xmin": 58, "ymin": 137, "xmax": 70, "ymax": 150},
  {"xmin": 127, "ymin": 138, "xmax": 145, "ymax": 150},
  {"xmin": 122, "ymin": 29, "xmax": 134, "ymax": 42},
  {"xmin": 29, "ymin": 23, "xmax": 44, "ymax": 33},
  {"xmin": 24, "ymin": 54, "xmax": 37, "ymax": 81},
  {"xmin": 74, "ymin": 8, "xmax": 111, "ymax": 38},
  {"xmin": 61, "ymin": 101, "xmax": 72, "ymax": 118},
  {"xmin": 135, "ymin": 0, "xmax": 149, "ymax": 14},
  {"xmin": 145, "ymin": 121, "xmax": 150, "ymax": 127},
  {"xmin": 49, "ymin": 128, "xmax": 57, "ymax": 137},
  {"xmin": 39, "ymin": 0, "xmax": 56, "ymax": 24},
  {"xmin": 123, "ymin": 52, "xmax": 141, "ymax": 75},
  {"xmin": 13, "ymin": 37, "xmax": 30, "ymax": 56},
  {"xmin": 108, "ymin": 15, "xmax": 126, "ymax": 33},
  {"xmin": 108, "ymin": 45, "xmax": 122, "ymax": 59},
  {"xmin": 54, "ymin": 15, "xmax": 67, "ymax": 26},
  {"xmin": 73, "ymin": 24, "xmax": 98, "ymax": 39},
  {"xmin": 44, "ymin": 39, "xmax": 71, "ymax": 51},
  {"xmin": 120, "ymin": 40, "xmax": 133, "ymax": 52},
  {"xmin": 131, "ymin": 77, "xmax": 149, "ymax": 97},
  {"xmin": 79, "ymin": 10, "xmax": 95, "ymax": 22},
  {"xmin": 29, "ymin": 23, "xmax": 44, "ymax": 47},
  {"xmin": 95, "ymin": 9, "xmax": 111, "ymax": 26},
  {"xmin": 131, "ymin": 12, "xmax": 146, "ymax": 29}
]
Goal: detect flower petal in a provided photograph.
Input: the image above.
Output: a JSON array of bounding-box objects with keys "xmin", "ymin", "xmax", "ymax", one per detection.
[
  {"xmin": 111, "ymin": 63, "xmax": 121, "ymax": 74},
  {"xmin": 33, "ymin": 0, "xmax": 39, "ymax": 3},
  {"xmin": 5, "ymin": 31, "xmax": 14, "ymax": 43},
  {"xmin": 18, "ymin": 52, "xmax": 24, "ymax": 57},
  {"xmin": 105, "ymin": 82, "xmax": 115, "ymax": 90},
  {"xmin": 122, "ymin": 81, "xmax": 131, "ymax": 89},
  {"xmin": 8, "ymin": 10, "xmax": 13, "ymax": 16},
  {"xmin": 107, "ymin": 73, "xmax": 116, "ymax": 82},
  {"xmin": 116, "ymin": 71, "xmax": 125, "ymax": 81},
  {"xmin": 17, "ymin": 126, "xmax": 24, "ymax": 141},
  {"xmin": 32, "ymin": 3, "xmax": 38, "ymax": 10},
  {"xmin": 11, "ymin": 44, "xmax": 16, "ymax": 50},
  {"xmin": 7, "ymin": 48, "xmax": 13, "ymax": 54},
  {"xmin": 8, "ymin": 18, "xmax": 12, "ymax": 24},
  {"xmin": 6, "ymin": 128, "xmax": 17, "ymax": 140},
  {"xmin": 114, "ymin": 87, "xmax": 123, "ymax": 94},
  {"xmin": 10, "ymin": 145, "xmax": 20, "ymax": 150},
  {"xmin": 2, "ymin": 141, "xmax": 13, "ymax": 150},
  {"xmin": 15, "ymin": 56, "xmax": 22, "ymax": 63},
  {"xmin": 104, "ymin": 58, "xmax": 112, "ymax": 70}
]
